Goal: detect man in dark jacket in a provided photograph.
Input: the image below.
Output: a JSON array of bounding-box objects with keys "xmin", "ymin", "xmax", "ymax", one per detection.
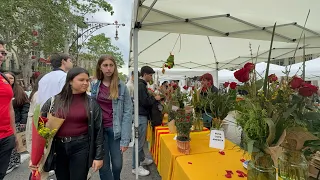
[{"xmin": 132, "ymin": 66, "xmax": 160, "ymax": 176}]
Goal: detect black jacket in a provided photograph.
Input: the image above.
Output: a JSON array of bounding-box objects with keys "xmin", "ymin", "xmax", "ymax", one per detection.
[
  {"xmin": 138, "ymin": 79, "xmax": 156, "ymax": 116},
  {"xmin": 14, "ymin": 102, "xmax": 30, "ymax": 124},
  {"xmin": 41, "ymin": 95, "xmax": 104, "ymax": 167}
]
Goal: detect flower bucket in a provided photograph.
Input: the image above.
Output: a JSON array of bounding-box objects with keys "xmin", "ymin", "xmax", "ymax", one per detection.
[{"xmin": 176, "ymin": 139, "xmax": 190, "ymax": 155}]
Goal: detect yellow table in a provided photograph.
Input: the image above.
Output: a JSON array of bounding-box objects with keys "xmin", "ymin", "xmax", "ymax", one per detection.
[
  {"xmin": 172, "ymin": 151, "xmax": 248, "ymax": 180},
  {"xmin": 159, "ymin": 132, "xmax": 240, "ymax": 180}
]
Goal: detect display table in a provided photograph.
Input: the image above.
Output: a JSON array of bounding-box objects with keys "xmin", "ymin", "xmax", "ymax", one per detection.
[
  {"xmin": 172, "ymin": 150, "xmax": 248, "ymax": 180},
  {"xmin": 159, "ymin": 132, "xmax": 242, "ymax": 180},
  {"xmin": 147, "ymin": 123, "xmax": 208, "ymax": 167}
]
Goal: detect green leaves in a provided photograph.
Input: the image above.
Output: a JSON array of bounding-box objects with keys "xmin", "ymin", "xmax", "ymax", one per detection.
[{"xmin": 84, "ymin": 33, "xmax": 124, "ymax": 68}]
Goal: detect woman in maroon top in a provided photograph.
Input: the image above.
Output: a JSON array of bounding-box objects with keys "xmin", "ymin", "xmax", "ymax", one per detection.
[
  {"xmin": 0, "ymin": 41, "xmax": 17, "ymax": 180},
  {"xmin": 41, "ymin": 67, "xmax": 104, "ymax": 180},
  {"xmin": 91, "ymin": 55, "xmax": 132, "ymax": 180}
]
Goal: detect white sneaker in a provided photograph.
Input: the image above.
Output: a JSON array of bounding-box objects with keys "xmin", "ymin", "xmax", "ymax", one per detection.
[
  {"xmin": 140, "ymin": 158, "xmax": 153, "ymax": 166},
  {"xmin": 132, "ymin": 166, "xmax": 150, "ymax": 176}
]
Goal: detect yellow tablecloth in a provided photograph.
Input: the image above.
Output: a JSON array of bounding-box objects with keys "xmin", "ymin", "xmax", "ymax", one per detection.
[
  {"xmin": 172, "ymin": 151, "xmax": 249, "ymax": 180},
  {"xmin": 159, "ymin": 132, "xmax": 241, "ymax": 180}
]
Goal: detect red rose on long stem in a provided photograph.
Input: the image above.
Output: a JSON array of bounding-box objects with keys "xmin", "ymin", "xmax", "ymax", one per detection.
[
  {"xmin": 244, "ymin": 62, "xmax": 255, "ymax": 71},
  {"xmin": 223, "ymin": 82, "xmax": 230, "ymax": 88},
  {"xmin": 183, "ymin": 85, "xmax": 188, "ymax": 90},
  {"xmin": 290, "ymin": 76, "xmax": 303, "ymax": 89},
  {"xmin": 234, "ymin": 68, "xmax": 250, "ymax": 83},
  {"xmin": 268, "ymin": 74, "xmax": 278, "ymax": 83},
  {"xmin": 229, "ymin": 82, "xmax": 237, "ymax": 89},
  {"xmin": 298, "ymin": 84, "xmax": 318, "ymax": 97}
]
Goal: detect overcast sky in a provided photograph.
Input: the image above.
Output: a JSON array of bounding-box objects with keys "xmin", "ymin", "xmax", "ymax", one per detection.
[{"xmin": 85, "ymin": 0, "xmax": 133, "ymax": 75}]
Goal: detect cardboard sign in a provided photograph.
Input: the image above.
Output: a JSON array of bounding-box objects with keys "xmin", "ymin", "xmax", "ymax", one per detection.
[{"xmin": 209, "ymin": 130, "xmax": 225, "ymax": 150}]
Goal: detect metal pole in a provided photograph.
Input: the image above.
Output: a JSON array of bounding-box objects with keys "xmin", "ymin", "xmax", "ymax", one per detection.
[
  {"xmin": 133, "ymin": 27, "xmax": 139, "ymax": 180},
  {"xmin": 215, "ymin": 62, "xmax": 219, "ymax": 87}
]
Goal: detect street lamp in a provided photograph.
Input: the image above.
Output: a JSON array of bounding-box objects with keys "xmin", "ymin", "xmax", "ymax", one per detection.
[{"xmin": 70, "ymin": 21, "xmax": 125, "ymax": 66}]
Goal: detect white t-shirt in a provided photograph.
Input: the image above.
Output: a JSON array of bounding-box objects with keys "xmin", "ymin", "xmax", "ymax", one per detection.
[{"xmin": 37, "ymin": 70, "xmax": 67, "ymax": 108}]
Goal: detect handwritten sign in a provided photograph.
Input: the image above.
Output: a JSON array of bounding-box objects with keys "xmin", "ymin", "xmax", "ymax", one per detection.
[{"xmin": 209, "ymin": 130, "xmax": 225, "ymax": 150}]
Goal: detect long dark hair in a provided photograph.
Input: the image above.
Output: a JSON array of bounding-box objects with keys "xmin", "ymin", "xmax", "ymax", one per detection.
[
  {"xmin": 4, "ymin": 72, "xmax": 29, "ymax": 107},
  {"xmin": 29, "ymin": 73, "xmax": 46, "ymax": 101},
  {"xmin": 55, "ymin": 67, "xmax": 90, "ymax": 118}
]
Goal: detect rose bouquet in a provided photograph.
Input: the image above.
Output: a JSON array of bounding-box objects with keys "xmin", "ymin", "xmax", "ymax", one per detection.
[
  {"xmin": 234, "ymin": 49, "xmax": 320, "ymax": 180},
  {"xmin": 30, "ymin": 104, "xmax": 64, "ymax": 180}
]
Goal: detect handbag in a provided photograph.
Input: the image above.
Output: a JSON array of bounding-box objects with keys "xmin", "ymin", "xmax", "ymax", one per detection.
[{"xmin": 43, "ymin": 96, "xmax": 56, "ymax": 172}]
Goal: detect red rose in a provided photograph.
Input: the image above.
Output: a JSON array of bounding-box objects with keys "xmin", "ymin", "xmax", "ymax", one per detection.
[
  {"xmin": 39, "ymin": 116, "xmax": 48, "ymax": 124},
  {"xmin": 192, "ymin": 86, "xmax": 195, "ymax": 90},
  {"xmin": 223, "ymin": 82, "xmax": 230, "ymax": 88},
  {"xmin": 32, "ymin": 30, "xmax": 38, "ymax": 36},
  {"xmin": 298, "ymin": 84, "xmax": 318, "ymax": 97},
  {"xmin": 234, "ymin": 68, "xmax": 250, "ymax": 83},
  {"xmin": 268, "ymin": 74, "xmax": 278, "ymax": 83},
  {"xmin": 244, "ymin": 62, "xmax": 255, "ymax": 71},
  {"xmin": 31, "ymin": 55, "xmax": 36, "ymax": 59},
  {"xmin": 229, "ymin": 82, "xmax": 237, "ymax": 89},
  {"xmin": 183, "ymin": 85, "xmax": 188, "ymax": 90},
  {"xmin": 290, "ymin": 76, "xmax": 303, "ymax": 89}
]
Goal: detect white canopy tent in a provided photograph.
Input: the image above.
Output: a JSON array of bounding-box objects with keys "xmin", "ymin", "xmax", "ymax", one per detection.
[
  {"xmin": 130, "ymin": 1, "xmax": 320, "ymax": 177},
  {"xmin": 288, "ymin": 58, "xmax": 320, "ymax": 80}
]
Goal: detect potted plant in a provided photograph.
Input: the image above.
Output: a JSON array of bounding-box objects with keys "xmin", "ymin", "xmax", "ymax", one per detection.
[
  {"xmin": 175, "ymin": 109, "xmax": 193, "ymax": 154},
  {"xmin": 201, "ymin": 82, "xmax": 237, "ymax": 131},
  {"xmin": 191, "ymin": 84, "xmax": 204, "ymax": 131}
]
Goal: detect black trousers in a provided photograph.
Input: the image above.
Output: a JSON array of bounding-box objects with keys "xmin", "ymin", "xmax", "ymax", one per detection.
[
  {"xmin": 55, "ymin": 136, "xmax": 90, "ymax": 180},
  {"xmin": 0, "ymin": 135, "xmax": 15, "ymax": 180}
]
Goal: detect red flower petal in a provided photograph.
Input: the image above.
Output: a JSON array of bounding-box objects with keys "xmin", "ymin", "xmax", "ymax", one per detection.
[
  {"xmin": 225, "ymin": 174, "xmax": 232, "ymax": 178},
  {"xmin": 240, "ymin": 158, "xmax": 245, "ymax": 162},
  {"xmin": 188, "ymin": 162, "xmax": 192, "ymax": 164},
  {"xmin": 226, "ymin": 170, "xmax": 233, "ymax": 174},
  {"xmin": 219, "ymin": 151, "xmax": 225, "ymax": 155},
  {"xmin": 238, "ymin": 174, "xmax": 244, "ymax": 177}
]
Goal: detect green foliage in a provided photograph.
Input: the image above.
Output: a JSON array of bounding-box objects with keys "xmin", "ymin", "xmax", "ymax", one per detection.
[
  {"xmin": 33, "ymin": 104, "xmax": 41, "ymax": 129},
  {"xmin": 118, "ymin": 72, "xmax": 127, "ymax": 82},
  {"xmin": 175, "ymin": 110, "xmax": 193, "ymax": 141},
  {"xmin": 201, "ymin": 88, "xmax": 237, "ymax": 129},
  {"xmin": 84, "ymin": 33, "xmax": 124, "ymax": 68}
]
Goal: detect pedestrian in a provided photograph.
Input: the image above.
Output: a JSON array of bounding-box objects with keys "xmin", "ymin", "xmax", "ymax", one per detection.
[
  {"xmin": 41, "ymin": 67, "xmax": 104, "ymax": 180},
  {"xmin": 132, "ymin": 66, "xmax": 161, "ymax": 176},
  {"xmin": 0, "ymin": 40, "xmax": 18, "ymax": 180},
  {"xmin": 4, "ymin": 72, "xmax": 30, "ymax": 173},
  {"xmin": 91, "ymin": 55, "xmax": 132, "ymax": 180}
]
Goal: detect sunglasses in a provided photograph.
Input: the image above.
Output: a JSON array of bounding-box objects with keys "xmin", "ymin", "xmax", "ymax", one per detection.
[{"xmin": 0, "ymin": 51, "xmax": 7, "ymax": 56}]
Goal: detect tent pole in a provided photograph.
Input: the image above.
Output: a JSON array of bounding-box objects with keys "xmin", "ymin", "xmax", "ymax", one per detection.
[
  {"xmin": 215, "ymin": 62, "xmax": 219, "ymax": 87},
  {"xmin": 133, "ymin": 26, "xmax": 140, "ymax": 180}
]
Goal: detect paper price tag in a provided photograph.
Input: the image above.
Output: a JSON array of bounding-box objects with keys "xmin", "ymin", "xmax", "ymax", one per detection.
[{"xmin": 209, "ymin": 130, "xmax": 225, "ymax": 150}]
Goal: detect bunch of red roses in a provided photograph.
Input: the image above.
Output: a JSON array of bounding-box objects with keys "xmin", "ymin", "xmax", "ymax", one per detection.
[
  {"xmin": 234, "ymin": 62, "xmax": 255, "ymax": 83},
  {"xmin": 290, "ymin": 76, "xmax": 318, "ymax": 97},
  {"xmin": 223, "ymin": 82, "xmax": 238, "ymax": 89}
]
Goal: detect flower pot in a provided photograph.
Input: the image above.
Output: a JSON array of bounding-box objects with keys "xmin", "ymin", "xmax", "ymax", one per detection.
[
  {"xmin": 278, "ymin": 149, "xmax": 308, "ymax": 180},
  {"xmin": 176, "ymin": 138, "xmax": 190, "ymax": 154},
  {"xmin": 247, "ymin": 153, "xmax": 276, "ymax": 180}
]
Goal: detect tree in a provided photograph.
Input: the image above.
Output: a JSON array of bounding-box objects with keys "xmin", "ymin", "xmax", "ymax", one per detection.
[
  {"xmin": 84, "ymin": 33, "xmax": 125, "ymax": 68},
  {"xmin": 0, "ymin": 0, "xmax": 113, "ymax": 87},
  {"xmin": 118, "ymin": 72, "xmax": 128, "ymax": 82}
]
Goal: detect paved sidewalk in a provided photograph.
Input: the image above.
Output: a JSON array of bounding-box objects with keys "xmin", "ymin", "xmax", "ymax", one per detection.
[{"xmin": 4, "ymin": 146, "xmax": 161, "ymax": 180}]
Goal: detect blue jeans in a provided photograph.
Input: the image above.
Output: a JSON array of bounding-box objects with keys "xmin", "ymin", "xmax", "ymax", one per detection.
[
  {"xmin": 99, "ymin": 127, "xmax": 122, "ymax": 180},
  {"xmin": 132, "ymin": 115, "xmax": 148, "ymax": 169}
]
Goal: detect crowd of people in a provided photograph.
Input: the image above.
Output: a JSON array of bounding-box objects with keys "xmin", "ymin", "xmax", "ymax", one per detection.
[{"xmin": 0, "ymin": 40, "xmax": 162, "ymax": 180}]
